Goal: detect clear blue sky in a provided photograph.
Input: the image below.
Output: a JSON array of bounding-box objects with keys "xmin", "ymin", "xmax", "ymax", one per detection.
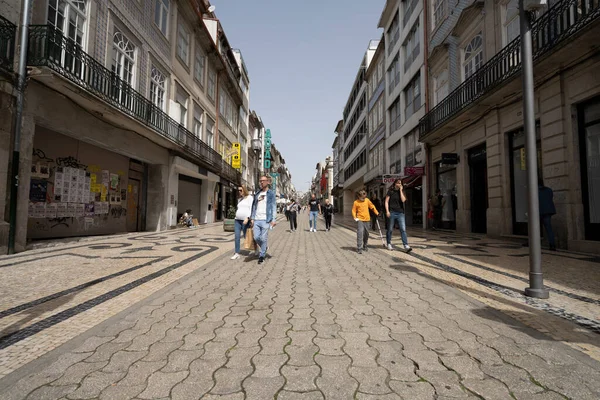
[{"xmin": 215, "ymin": 0, "xmax": 385, "ymax": 192}]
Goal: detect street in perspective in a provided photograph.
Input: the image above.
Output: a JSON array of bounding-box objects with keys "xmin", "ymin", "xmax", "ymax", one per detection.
[{"xmin": 1, "ymin": 0, "xmax": 600, "ymax": 399}]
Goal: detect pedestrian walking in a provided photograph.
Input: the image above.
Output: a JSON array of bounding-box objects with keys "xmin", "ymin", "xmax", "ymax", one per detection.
[
  {"xmin": 353, "ymin": 189, "xmax": 379, "ymax": 254},
  {"xmin": 250, "ymin": 175, "xmax": 277, "ymax": 264},
  {"xmin": 323, "ymin": 199, "xmax": 333, "ymax": 231},
  {"xmin": 231, "ymin": 186, "xmax": 254, "ymax": 260},
  {"xmin": 524, "ymin": 179, "xmax": 557, "ymax": 250},
  {"xmin": 287, "ymin": 199, "xmax": 300, "ymax": 231},
  {"xmin": 308, "ymin": 194, "xmax": 321, "ymax": 232},
  {"xmin": 385, "ymin": 179, "xmax": 412, "ymax": 252},
  {"xmin": 430, "ymin": 188, "xmax": 445, "ymax": 230},
  {"xmin": 370, "ymin": 194, "xmax": 382, "ymax": 230}
]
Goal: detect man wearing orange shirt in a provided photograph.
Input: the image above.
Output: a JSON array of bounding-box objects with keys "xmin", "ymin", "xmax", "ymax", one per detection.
[{"xmin": 352, "ymin": 189, "xmax": 379, "ymax": 254}]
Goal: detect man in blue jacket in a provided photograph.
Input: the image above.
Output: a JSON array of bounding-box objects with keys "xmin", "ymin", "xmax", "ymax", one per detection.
[{"xmin": 251, "ymin": 175, "xmax": 277, "ymax": 264}]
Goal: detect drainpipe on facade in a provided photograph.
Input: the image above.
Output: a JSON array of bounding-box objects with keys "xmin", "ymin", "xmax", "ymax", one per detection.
[
  {"xmin": 8, "ymin": 0, "xmax": 33, "ymax": 254},
  {"xmin": 422, "ymin": 0, "xmax": 431, "ymax": 230}
]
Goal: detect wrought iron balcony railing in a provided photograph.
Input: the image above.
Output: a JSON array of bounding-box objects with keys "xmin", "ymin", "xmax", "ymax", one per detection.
[
  {"xmin": 419, "ymin": 0, "xmax": 600, "ymax": 140},
  {"xmin": 27, "ymin": 24, "xmax": 240, "ymax": 183},
  {"xmin": 0, "ymin": 15, "xmax": 16, "ymax": 73}
]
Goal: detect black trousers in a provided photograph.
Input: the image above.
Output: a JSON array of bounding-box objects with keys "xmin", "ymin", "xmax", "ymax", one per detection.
[
  {"xmin": 325, "ymin": 214, "xmax": 332, "ymax": 230},
  {"xmin": 289, "ymin": 211, "xmax": 297, "ymax": 230}
]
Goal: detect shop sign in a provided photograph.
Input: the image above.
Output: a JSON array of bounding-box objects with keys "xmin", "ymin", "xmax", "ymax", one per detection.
[
  {"xmin": 441, "ymin": 153, "xmax": 459, "ymax": 164},
  {"xmin": 231, "ymin": 142, "xmax": 241, "ymax": 169},
  {"xmin": 375, "ymin": 174, "xmax": 403, "ymax": 184},
  {"xmin": 264, "ymin": 129, "xmax": 272, "ymax": 169},
  {"xmin": 404, "ymin": 166, "xmax": 424, "ymax": 176}
]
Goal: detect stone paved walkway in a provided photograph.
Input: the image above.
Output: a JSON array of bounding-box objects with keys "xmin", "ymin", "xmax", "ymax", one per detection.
[{"xmin": 0, "ymin": 216, "xmax": 599, "ymax": 399}]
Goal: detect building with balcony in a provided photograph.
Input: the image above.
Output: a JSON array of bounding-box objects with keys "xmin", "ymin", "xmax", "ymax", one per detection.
[
  {"xmin": 338, "ymin": 41, "xmax": 379, "ymax": 214},
  {"xmin": 419, "ymin": 0, "xmax": 600, "ymax": 253},
  {"xmin": 248, "ymin": 110, "xmax": 265, "ymax": 190},
  {"xmin": 331, "ymin": 120, "xmax": 344, "ymax": 213},
  {"xmin": 232, "ymin": 49, "xmax": 250, "ymax": 187},
  {"xmin": 379, "ymin": 0, "xmax": 426, "ymax": 227},
  {"xmin": 0, "ymin": 0, "xmax": 247, "ymax": 253}
]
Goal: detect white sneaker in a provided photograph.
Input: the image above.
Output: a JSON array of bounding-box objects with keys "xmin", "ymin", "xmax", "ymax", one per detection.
[
  {"xmin": 387, "ymin": 244, "xmax": 393, "ymax": 251},
  {"xmin": 404, "ymin": 245, "xmax": 413, "ymax": 253},
  {"xmin": 231, "ymin": 253, "xmax": 240, "ymax": 260}
]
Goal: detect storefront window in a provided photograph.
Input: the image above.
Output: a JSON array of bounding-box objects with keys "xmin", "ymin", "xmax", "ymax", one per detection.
[
  {"xmin": 579, "ymin": 99, "xmax": 600, "ymax": 240},
  {"xmin": 436, "ymin": 162, "xmax": 457, "ymax": 230}
]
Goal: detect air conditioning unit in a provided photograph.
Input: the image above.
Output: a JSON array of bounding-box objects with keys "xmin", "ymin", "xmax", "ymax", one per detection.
[{"xmin": 524, "ymin": 0, "xmax": 547, "ymax": 11}]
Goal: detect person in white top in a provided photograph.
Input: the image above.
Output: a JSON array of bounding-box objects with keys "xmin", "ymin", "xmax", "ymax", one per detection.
[{"xmin": 231, "ymin": 185, "xmax": 254, "ymax": 260}]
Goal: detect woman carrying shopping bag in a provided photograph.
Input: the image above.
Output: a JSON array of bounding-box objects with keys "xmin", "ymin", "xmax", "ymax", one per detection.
[{"xmin": 231, "ymin": 185, "xmax": 254, "ymax": 260}]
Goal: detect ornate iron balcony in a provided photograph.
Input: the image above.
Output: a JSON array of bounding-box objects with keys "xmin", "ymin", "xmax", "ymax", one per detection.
[
  {"xmin": 0, "ymin": 15, "xmax": 16, "ymax": 73},
  {"xmin": 419, "ymin": 0, "xmax": 600, "ymax": 141},
  {"xmin": 27, "ymin": 24, "xmax": 240, "ymax": 183}
]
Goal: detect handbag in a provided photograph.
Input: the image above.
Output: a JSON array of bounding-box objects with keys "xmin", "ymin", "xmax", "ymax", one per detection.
[{"xmin": 243, "ymin": 223, "xmax": 256, "ymax": 250}]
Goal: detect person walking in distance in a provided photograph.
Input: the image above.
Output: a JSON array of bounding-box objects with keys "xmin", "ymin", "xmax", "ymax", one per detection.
[
  {"xmin": 431, "ymin": 188, "xmax": 444, "ymax": 230},
  {"xmin": 308, "ymin": 194, "xmax": 321, "ymax": 232},
  {"xmin": 231, "ymin": 185, "xmax": 254, "ymax": 260},
  {"xmin": 353, "ymin": 189, "xmax": 379, "ymax": 254},
  {"xmin": 250, "ymin": 176, "xmax": 277, "ymax": 264},
  {"xmin": 385, "ymin": 179, "xmax": 412, "ymax": 252},
  {"xmin": 288, "ymin": 199, "xmax": 300, "ymax": 232},
  {"xmin": 323, "ymin": 199, "xmax": 334, "ymax": 231}
]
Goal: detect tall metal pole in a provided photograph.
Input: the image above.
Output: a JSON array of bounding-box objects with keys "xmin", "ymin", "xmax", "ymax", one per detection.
[
  {"xmin": 8, "ymin": 0, "xmax": 33, "ymax": 254},
  {"xmin": 520, "ymin": 0, "xmax": 549, "ymax": 298}
]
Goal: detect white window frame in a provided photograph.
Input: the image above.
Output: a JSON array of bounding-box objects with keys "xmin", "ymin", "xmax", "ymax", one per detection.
[
  {"xmin": 463, "ymin": 33, "xmax": 483, "ymax": 80},
  {"xmin": 434, "ymin": 69, "xmax": 448, "ymax": 106},
  {"xmin": 194, "ymin": 45, "xmax": 205, "ymax": 85},
  {"xmin": 47, "ymin": 0, "xmax": 89, "ymax": 73},
  {"xmin": 207, "ymin": 66, "xmax": 216, "ymax": 101},
  {"xmin": 154, "ymin": 0, "xmax": 169, "ymax": 37},
  {"xmin": 206, "ymin": 118, "xmax": 215, "ymax": 149},
  {"xmin": 111, "ymin": 29, "xmax": 136, "ymax": 105},
  {"xmin": 193, "ymin": 105, "xmax": 203, "ymax": 139},
  {"xmin": 175, "ymin": 87, "xmax": 189, "ymax": 128},
  {"xmin": 149, "ymin": 64, "xmax": 167, "ymax": 111},
  {"xmin": 177, "ymin": 23, "xmax": 190, "ymax": 65},
  {"xmin": 503, "ymin": 0, "xmax": 520, "ymax": 45},
  {"xmin": 432, "ymin": 0, "xmax": 447, "ymax": 31}
]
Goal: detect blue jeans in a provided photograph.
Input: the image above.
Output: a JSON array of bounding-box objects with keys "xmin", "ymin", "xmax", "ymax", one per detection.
[
  {"xmin": 309, "ymin": 211, "xmax": 318, "ymax": 230},
  {"xmin": 541, "ymin": 214, "xmax": 556, "ymax": 248},
  {"xmin": 253, "ymin": 220, "xmax": 270, "ymax": 257},
  {"xmin": 387, "ymin": 211, "xmax": 408, "ymax": 246},
  {"xmin": 234, "ymin": 219, "xmax": 249, "ymax": 254}
]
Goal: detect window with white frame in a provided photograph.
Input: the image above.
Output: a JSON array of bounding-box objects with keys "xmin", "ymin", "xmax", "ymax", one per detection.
[
  {"xmin": 194, "ymin": 46, "xmax": 205, "ymax": 84},
  {"xmin": 193, "ymin": 106, "xmax": 203, "ymax": 139},
  {"xmin": 434, "ymin": 69, "xmax": 448, "ymax": 106},
  {"xmin": 150, "ymin": 64, "xmax": 166, "ymax": 110},
  {"xmin": 504, "ymin": 0, "xmax": 519, "ymax": 44},
  {"xmin": 403, "ymin": 21, "xmax": 420, "ymax": 72},
  {"xmin": 177, "ymin": 23, "xmax": 190, "ymax": 65},
  {"xmin": 48, "ymin": 0, "xmax": 88, "ymax": 45},
  {"xmin": 432, "ymin": 0, "xmax": 447, "ymax": 30},
  {"xmin": 111, "ymin": 29, "xmax": 136, "ymax": 104},
  {"xmin": 463, "ymin": 33, "xmax": 483, "ymax": 80},
  {"xmin": 207, "ymin": 66, "xmax": 216, "ymax": 101},
  {"xmin": 206, "ymin": 118, "xmax": 215, "ymax": 148},
  {"xmin": 219, "ymin": 87, "xmax": 227, "ymax": 116},
  {"xmin": 404, "ymin": 74, "xmax": 421, "ymax": 119},
  {"xmin": 175, "ymin": 86, "xmax": 188, "ymax": 128},
  {"xmin": 154, "ymin": 0, "xmax": 169, "ymax": 37}
]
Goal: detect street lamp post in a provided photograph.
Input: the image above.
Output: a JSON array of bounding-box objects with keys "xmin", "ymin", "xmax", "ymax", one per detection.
[{"xmin": 520, "ymin": 0, "xmax": 549, "ymax": 299}]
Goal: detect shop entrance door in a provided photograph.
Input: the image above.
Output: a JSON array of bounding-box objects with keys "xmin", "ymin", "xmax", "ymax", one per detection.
[
  {"xmin": 469, "ymin": 144, "xmax": 488, "ymax": 234},
  {"xmin": 578, "ymin": 99, "xmax": 600, "ymax": 241},
  {"xmin": 126, "ymin": 178, "xmax": 140, "ymax": 232}
]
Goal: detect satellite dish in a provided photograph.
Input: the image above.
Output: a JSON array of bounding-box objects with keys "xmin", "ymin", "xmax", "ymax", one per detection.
[{"xmin": 208, "ymin": 5, "xmax": 216, "ymax": 12}]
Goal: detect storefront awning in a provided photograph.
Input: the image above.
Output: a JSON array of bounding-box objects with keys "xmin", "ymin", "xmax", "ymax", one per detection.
[{"xmin": 402, "ymin": 175, "xmax": 422, "ymax": 189}]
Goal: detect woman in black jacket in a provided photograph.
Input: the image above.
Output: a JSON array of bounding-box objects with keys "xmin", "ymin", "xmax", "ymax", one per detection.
[{"xmin": 323, "ymin": 199, "xmax": 334, "ymax": 231}]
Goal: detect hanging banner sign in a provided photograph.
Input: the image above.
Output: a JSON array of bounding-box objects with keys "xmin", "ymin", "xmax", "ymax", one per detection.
[
  {"xmin": 231, "ymin": 142, "xmax": 241, "ymax": 169},
  {"xmin": 264, "ymin": 129, "xmax": 272, "ymax": 169}
]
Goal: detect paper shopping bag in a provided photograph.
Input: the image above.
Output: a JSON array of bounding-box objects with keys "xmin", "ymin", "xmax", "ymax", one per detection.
[{"xmin": 244, "ymin": 226, "xmax": 254, "ymax": 250}]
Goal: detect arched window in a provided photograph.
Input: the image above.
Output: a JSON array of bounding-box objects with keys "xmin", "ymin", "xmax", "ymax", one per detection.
[
  {"xmin": 463, "ymin": 33, "xmax": 483, "ymax": 80},
  {"xmin": 47, "ymin": 0, "xmax": 88, "ymax": 46},
  {"xmin": 112, "ymin": 30, "xmax": 135, "ymax": 86}
]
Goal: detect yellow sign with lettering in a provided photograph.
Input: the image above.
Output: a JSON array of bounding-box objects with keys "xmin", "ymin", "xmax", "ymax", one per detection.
[{"xmin": 231, "ymin": 142, "xmax": 241, "ymax": 169}]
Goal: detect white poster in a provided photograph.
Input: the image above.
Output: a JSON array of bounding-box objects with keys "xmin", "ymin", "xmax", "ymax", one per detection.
[
  {"xmin": 57, "ymin": 202, "xmax": 68, "ymax": 217},
  {"xmin": 46, "ymin": 203, "xmax": 58, "ymax": 218}
]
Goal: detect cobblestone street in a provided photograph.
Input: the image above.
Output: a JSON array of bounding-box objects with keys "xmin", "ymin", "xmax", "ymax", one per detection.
[{"xmin": 0, "ymin": 216, "xmax": 599, "ymax": 399}]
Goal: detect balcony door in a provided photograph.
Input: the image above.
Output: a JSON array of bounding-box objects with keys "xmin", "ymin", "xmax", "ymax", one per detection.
[
  {"xmin": 47, "ymin": 0, "xmax": 88, "ymax": 75},
  {"xmin": 111, "ymin": 29, "xmax": 136, "ymax": 108}
]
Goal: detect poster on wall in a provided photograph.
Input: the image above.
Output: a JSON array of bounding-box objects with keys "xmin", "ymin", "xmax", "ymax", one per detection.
[
  {"xmin": 34, "ymin": 202, "xmax": 46, "ymax": 218},
  {"xmin": 28, "ymin": 202, "xmax": 35, "ymax": 218},
  {"xmin": 101, "ymin": 170, "xmax": 110, "ymax": 186},
  {"xmin": 75, "ymin": 203, "xmax": 85, "ymax": 217},
  {"xmin": 85, "ymin": 203, "xmax": 95, "ymax": 216},
  {"xmin": 46, "ymin": 203, "xmax": 58, "ymax": 219},
  {"xmin": 67, "ymin": 203, "xmax": 77, "ymax": 218},
  {"xmin": 84, "ymin": 217, "xmax": 94, "ymax": 230},
  {"xmin": 57, "ymin": 203, "xmax": 67, "ymax": 217},
  {"xmin": 110, "ymin": 173, "xmax": 119, "ymax": 190},
  {"xmin": 30, "ymin": 179, "xmax": 48, "ymax": 202}
]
